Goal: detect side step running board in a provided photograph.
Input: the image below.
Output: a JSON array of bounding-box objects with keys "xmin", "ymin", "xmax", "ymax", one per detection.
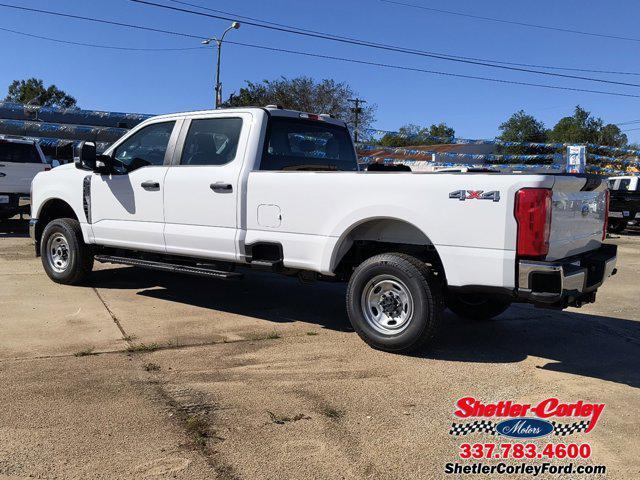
[{"xmin": 94, "ymin": 255, "xmax": 243, "ymax": 280}]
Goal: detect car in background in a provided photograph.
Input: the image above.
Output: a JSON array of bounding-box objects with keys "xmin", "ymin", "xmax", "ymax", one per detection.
[
  {"xmin": 0, "ymin": 136, "xmax": 49, "ymax": 220},
  {"xmin": 608, "ymin": 175, "xmax": 640, "ymax": 233}
]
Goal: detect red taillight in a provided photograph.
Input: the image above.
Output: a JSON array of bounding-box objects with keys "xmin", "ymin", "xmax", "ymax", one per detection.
[
  {"xmin": 44, "ymin": 166, "xmax": 51, "ymax": 171},
  {"xmin": 515, "ymin": 188, "xmax": 552, "ymax": 258},
  {"xmin": 603, "ymin": 190, "xmax": 610, "ymax": 240}
]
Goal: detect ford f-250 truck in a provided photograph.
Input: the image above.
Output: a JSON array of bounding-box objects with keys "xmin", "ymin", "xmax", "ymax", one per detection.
[{"xmin": 29, "ymin": 106, "xmax": 617, "ymax": 352}]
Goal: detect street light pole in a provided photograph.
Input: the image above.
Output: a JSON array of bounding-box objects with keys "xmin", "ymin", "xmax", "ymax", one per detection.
[{"xmin": 202, "ymin": 21, "xmax": 240, "ymax": 109}]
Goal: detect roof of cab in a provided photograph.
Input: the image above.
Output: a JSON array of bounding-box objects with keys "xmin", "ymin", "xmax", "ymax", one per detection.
[{"xmin": 141, "ymin": 106, "xmax": 348, "ymax": 128}]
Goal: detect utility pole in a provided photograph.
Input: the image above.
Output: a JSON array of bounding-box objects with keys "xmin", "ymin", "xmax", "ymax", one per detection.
[{"xmin": 348, "ymin": 98, "xmax": 366, "ymax": 143}]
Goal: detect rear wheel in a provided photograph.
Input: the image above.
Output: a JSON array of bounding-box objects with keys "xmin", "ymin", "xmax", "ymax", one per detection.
[
  {"xmin": 446, "ymin": 292, "xmax": 511, "ymax": 321},
  {"xmin": 40, "ymin": 218, "xmax": 93, "ymax": 285},
  {"xmin": 607, "ymin": 219, "xmax": 628, "ymax": 234},
  {"xmin": 346, "ymin": 253, "xmax": 443, "ymax": 352}
]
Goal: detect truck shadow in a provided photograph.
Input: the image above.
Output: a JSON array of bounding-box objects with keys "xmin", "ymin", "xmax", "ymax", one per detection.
[
  {"xmin": 424, "ymin": 304, "xmax": 640, "ymax": 389},
  {"xmin": 89, "ymin": 266, "xmax": 352, "ymax": 332},
  {"xmin": 88, "ymin": 267, "xmax": 640, "ymax": 388}
]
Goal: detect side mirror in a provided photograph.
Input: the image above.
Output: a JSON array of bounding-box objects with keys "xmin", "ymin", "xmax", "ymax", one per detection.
[{"xmin": 74, "ymin": 141, "xmax": 97, "ymax": 171}]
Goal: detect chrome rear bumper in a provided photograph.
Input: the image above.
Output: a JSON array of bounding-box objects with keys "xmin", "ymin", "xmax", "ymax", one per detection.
[{"xmin": 518, "ymin": 244, "xmax": 617, "ymax": 307}]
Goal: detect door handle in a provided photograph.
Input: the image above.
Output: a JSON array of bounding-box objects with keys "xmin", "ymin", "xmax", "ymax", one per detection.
[
  {"xmin": 210, "ymin": 182, "xmax": 233, "ymax": 193},
  {"xmin": 141, "ymin": 181, "xmax": 160, "ymax": 190}
]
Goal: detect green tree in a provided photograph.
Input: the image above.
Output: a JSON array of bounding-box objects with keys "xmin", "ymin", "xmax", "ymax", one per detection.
[
  {"xmin": 549, "ymin": 106, "xmax": 627, "ymax": 147},
  {"xmin": 498, "ymin": 110, "xmax": 548, "ymax": 144},
  {"xmin": 378, "ymin": 122, "xmax": 455, "ymax": 147},
  {"xmin": 4, "ymin": 78, "xmax": 77, "ymax": 108},
  {"xmin": 222, "ymin": 76, "xmax": 375, "ymax": 131},
  {"xmin": 497, "ymin": 110, "xmax": 548, "ymax": 155}
]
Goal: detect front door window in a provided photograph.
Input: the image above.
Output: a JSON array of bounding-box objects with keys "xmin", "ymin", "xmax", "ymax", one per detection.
[{"xmin": 112, "ymin": 121, "xmax": 175, "ymax": 172}]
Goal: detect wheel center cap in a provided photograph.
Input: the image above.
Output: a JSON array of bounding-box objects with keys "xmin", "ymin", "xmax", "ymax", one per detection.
[{"xmin": 379, "ymin": 293, "xmax": 402, "ymax": 317}]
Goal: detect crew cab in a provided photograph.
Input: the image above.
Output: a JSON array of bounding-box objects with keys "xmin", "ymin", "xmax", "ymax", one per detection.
[
  {"xmin": 29, "ymin": 107, "xmax": 617, "ymax": 352},
  {"xmin": 607, "ymin": 175, "xmax": 640, "ymax": 233},
  {"xmin": 0, "ymin": 135, "xmax": 49, "ymax": 220}
]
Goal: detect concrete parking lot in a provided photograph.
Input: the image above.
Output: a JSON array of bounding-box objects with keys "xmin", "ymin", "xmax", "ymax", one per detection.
[{"xmin": 0, "ymin": 219, "xmax": 638, "ymax": 479}]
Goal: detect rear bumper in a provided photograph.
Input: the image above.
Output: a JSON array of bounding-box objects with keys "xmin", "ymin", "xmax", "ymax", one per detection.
[{"xmin": 517, "ymin": 244, "xmax": 617, "ymax": 308}]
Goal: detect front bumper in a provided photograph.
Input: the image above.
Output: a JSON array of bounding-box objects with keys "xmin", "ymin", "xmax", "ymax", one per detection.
[{"xmin": 517, "ymin": 244, "xmax": 617, "ymax": 308}]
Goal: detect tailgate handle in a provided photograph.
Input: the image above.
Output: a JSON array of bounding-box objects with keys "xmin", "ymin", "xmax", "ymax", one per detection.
[
  {"xmin": 210, "ymin": 182, "xmax": 233, "ymax": 193},
  {"xmin": 141, "ymin": 181, "xmax": 160, "ymax": 190}
]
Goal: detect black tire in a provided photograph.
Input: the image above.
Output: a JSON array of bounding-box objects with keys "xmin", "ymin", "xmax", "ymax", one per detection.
[
  {"xmin": 607, "ymin": 219, "xmax": 627, "ymax": 234},
  {"xmin": 446, "ymin": 292, "xmax": 511, "ymax": 321},
  {"xmin": 346, "ymin": 253, "xmax": 443, "ymax": 352},
  {"xmin": 40, "ymin": 218, "xmax": 93, "ymax": 285}
]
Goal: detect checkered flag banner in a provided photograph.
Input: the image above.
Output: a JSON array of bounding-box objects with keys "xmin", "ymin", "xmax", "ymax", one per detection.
[
  {"xmin": 450, "ymin": 421, "xmax": 497, "ymax": 436},
  {"xmin": 450, "ymin": 420, "xmax": 591, "ymax": 436},
  {"xmin": 551, "ymin": 420, "xmax": 591, "ymax": 436}
]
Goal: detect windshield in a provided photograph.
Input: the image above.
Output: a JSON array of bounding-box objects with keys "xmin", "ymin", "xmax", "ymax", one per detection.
[
  {"xmin": 260, "ymin": 117, "xmax": 357, "ymax": 171},
  {"xmin": 0, "ymin": 140, "xmax": 41, "ymax": 164}
]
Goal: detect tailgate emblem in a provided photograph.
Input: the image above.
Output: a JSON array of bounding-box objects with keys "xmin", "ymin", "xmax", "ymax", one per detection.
[{"xmin": 581, "ymin": 205, "xmax": 590, "ymax": 217}]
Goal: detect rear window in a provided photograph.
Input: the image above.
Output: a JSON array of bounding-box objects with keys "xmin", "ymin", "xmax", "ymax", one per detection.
[
  {"xmin": 260, "ymin": 118, "xmax": 356, "ymax": 171},
  {"xmin": 0, "ymin": 141, "xmax": 41, "ymax": 164}
]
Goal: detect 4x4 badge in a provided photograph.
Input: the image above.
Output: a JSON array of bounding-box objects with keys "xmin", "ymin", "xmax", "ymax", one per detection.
[{"xmin": 449, "ymin": 190, "xmax": 501, "ymax": 202}]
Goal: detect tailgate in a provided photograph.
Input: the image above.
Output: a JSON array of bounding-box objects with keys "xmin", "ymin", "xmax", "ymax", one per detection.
[{"xmin": 547, "ymin": 176, "xmax": 607, "ymax": 260}]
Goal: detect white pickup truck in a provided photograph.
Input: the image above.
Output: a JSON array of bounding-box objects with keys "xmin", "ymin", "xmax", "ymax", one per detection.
[{"xmin": 30, "ymin": 106, "xmax": 617, "ymax": 352}]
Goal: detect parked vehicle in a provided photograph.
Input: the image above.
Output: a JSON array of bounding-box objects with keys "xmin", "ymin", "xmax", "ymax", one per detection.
[
  {"xmin": 29, "ymin": 107, "xmax": 617, "ymax": 351},
  {"xmin": 0, "ymin": 135, "xmax": 49, "ymax": 220},
  {"xmin": 607, "ymin": 175, "xmax": 640, "ymax": 233}
]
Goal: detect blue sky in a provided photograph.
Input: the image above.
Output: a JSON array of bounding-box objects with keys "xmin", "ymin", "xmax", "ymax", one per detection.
[{"xmin": 1, "ymin": 0, "xmax": 640, "ymax": 142}]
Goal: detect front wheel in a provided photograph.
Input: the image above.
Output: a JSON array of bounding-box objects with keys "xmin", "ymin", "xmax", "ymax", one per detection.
[
  {"xmin": 346, "ymin": 253, "xmax": 443, "ymax": 352},
  {"xmin": 446, "ymin": 293, "xmax": 511, "ymax": 321},
  {"xmin": 40, "ymin": 218, "xmax": 94, "ymax": 285}
]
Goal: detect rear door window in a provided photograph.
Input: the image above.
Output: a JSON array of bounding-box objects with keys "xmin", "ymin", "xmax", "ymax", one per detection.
[
  {"xmin": 180, "ymin": 117, "xmax": 243, "ymax": 166},
  {"xmin": 260, "ymin": 118, "xmax": 356, "ymax": 171},
  {"xmin": 0, "ymin": 141, "xmax": 41, "ymax": 163}
]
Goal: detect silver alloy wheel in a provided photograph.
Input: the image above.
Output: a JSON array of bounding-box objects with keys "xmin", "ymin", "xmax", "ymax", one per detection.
[
  {"xmin": 46, "ymin": 232, "xmax": 71, "ymax": 273},
  {"xmin": 361, "ymin": 274, "xmax": 414, "ymax": 335}
]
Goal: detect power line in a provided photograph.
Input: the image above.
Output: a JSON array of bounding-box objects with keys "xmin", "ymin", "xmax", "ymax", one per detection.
[
  {"xmin": 126, "ymin": 0, "xmax": 640, "ymax": 89},
  {"xmin": 220, "ymin": 40, "xmax": 640, "ymax": 99},
  {"xmin": 166, "ymin": 0, "xmax": 640, "ymax": 77},
  {"xmin": 0, "ymin": 2, "xmax": 202, "ymax": 39},
  {"xmin": 381, "ymin": 0, "xmax": 640, "ymax": 44},
  {"xmin": 0, "ymin": 26, "xmax": 205, "ymax": 51},
  {"xmin": 2, "ymin": 5, "xmax": 640, "ymax": 99},
  {"xmin": 3, "ymin": 0, "xmax": 639, "ymax": 88},
  {"xmin": 616, "ymin": 119, "xmax": 640, "ymax": 126}
]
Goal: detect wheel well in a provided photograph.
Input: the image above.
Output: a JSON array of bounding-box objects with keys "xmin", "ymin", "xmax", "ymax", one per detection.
[
  {"xmin": 333, "ymin": 219, "xmax": 445, "ymax": 281},
  {"xmin": 35, "ymin": 199, "xmax": 78, "ymax": 246}
]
